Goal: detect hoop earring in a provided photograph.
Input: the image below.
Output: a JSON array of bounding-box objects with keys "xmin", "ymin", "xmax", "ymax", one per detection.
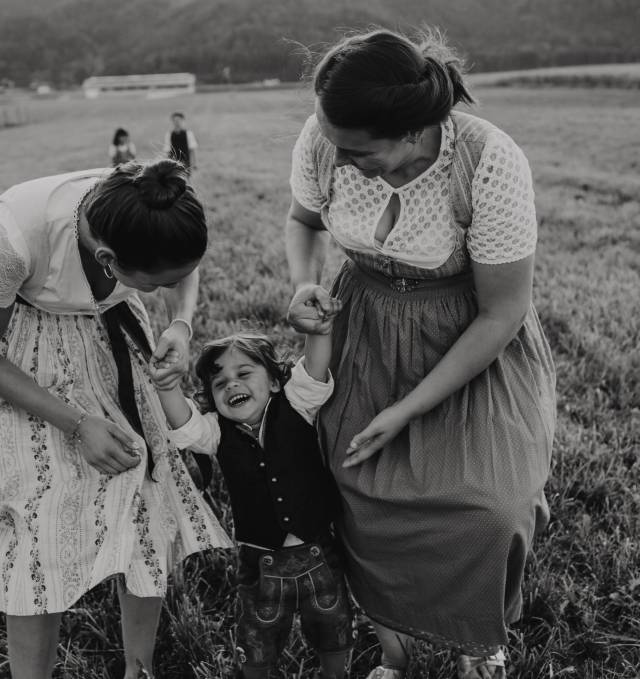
[{"xmin": 103, "ymin": 263, "xmax": 114, "ymax": 279}]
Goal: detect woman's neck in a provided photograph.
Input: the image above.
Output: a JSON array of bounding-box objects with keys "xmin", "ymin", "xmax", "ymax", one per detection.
[
  {"xmin": 76, "ymin": 202, "xmax": 117, "ymax": 301},
  {"xmin": 383, "ymin": 125, "xmax": 442, "ymax": 186}
]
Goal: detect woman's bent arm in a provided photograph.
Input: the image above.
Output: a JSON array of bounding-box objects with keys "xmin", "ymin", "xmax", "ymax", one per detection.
[
  {"xmin": 345, "ymin": 255, "xmax": 535, "ymax": 465},
  {"xmin": 285, "ymin": 198, "xmax": 328, "ymax": 289},
  {"xmin": 0, "ymin": 305, "xmax": 140, "ymax": 473}
]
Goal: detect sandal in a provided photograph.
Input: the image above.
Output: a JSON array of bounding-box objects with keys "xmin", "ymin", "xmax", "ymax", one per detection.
[
  {"xmin": 457, "ymin": 649, "xmax": 506, "ymax": 679},
  {"xmin": 365, "ymin": 667, "xmax": 406, "ymax": 679}
]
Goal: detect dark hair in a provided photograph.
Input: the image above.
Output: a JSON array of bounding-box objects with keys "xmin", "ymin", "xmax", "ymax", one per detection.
[
  {"xmin": 112, "ymin": 127, "xmax": 129, "ymax": 145},
  {"xmin": 194, "ymin": 333, "xmax": 293, "ymax": 414},
  {"xmin": 171, "ymin": 112, "xmax": 185, "ymax": 119},
  {"xmin": 85, "ymin": 159, "xmax": 207, "ymax": 272},
  {"xmin": 314, "ymin": 27, "xmax": 476, "ymax": 138}
]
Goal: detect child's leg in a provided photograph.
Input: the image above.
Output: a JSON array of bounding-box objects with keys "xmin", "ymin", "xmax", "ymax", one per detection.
[
  {"xmin": 318, "ymin": 649, "xmax": 351, "ymax": 678},
  {"xmin": 7, "ymin": 612, "xmax": 62, "ymax": 679},
  {"xmin": 117, "ymin": 578, "xmax": 162, "ymax": 679},
  {"xmin": 298, "ymin": 541, "xmax": 354, "ymax": 679},
  {"xmin": 370, "ymin": 620, "xmax": 414, "ymax": 673}
]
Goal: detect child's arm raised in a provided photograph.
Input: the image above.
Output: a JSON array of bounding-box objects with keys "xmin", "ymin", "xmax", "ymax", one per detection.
[
  {"xmin": 303, "ymin": 333, "xmax": 332, "ymax": 383},
  {"xmin": 149, "ymin": 349, "xmax": 221, "ymax": 456},
  {"xmin": 149, "ymin": 349, "xmax": 192, "ymax": 428},
  {"xmin": 293, "ymin": 294, "xmax": 341, "ymax": 383},
  {"xmin": 155, "ymin": 384, "xmax": 193, "ymax": 429}
]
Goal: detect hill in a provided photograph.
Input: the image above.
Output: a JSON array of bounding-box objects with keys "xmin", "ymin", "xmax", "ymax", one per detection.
[{"xmin": 1, "ymin": 0, "xmax": 639, "ymax": 86}]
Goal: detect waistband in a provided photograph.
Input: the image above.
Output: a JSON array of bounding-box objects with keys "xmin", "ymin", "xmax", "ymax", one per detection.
[{"xmin": 347, "ymin": 260, "xmax": 475, "ymax": 299}]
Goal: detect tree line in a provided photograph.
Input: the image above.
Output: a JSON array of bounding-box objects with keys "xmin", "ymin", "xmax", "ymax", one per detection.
[{"xmin": 1, "ymin": 0, "xmax": 639, "ymax": 87}]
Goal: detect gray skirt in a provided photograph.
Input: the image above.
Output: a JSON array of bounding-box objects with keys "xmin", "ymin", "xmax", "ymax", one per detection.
[{"xmin": 319, "ymin": 254, "xmax": 556, "ymax": 655}]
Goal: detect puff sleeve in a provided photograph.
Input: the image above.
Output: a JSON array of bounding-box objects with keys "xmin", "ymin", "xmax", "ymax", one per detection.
[
  {"xmin": 0, "ymin": 204, "xmax": 29, "ymax": 308},
  {"xmin": 467, "ymin": 131, "xmax": 537, "ymax": 264},
  {"xmin": 289, "ymin": 116, "xmax": 326, "ymax": 212}
]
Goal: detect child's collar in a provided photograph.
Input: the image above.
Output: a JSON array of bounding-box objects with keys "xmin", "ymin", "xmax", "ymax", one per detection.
[{"xmin": 237, "ymin": 395, "xmax": 275, "ymax": 444}]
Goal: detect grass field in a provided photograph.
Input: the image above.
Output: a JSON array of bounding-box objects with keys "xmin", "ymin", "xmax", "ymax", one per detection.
[{"xmin": 0, "ymin": 83, "xmax": 639, "ymax": 678}]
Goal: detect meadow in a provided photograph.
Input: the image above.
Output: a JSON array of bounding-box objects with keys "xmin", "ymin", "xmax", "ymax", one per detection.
[{"xmin": 0, "ymin": 83, "xmax": 639, "ymax": 678}]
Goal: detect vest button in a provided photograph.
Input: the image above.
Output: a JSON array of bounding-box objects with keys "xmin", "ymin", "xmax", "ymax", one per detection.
[
  {"xmin": 259, "ymin": 462, "xmax": 265, "ymax": 468},
  {"xmin": 262, "ymin": 555, "xmax": 274, "ymax": 565},
  {"xmin": 310, "ymin": 545, "xmax": 321, "ymax": 557},
  {"xmin": 277, "ymin": 497, "xmax": 283, "ymax": 502},
  {"xmin": 271, "ymin": 477, "xmax": 277, "ymax": 483},
  {"xmin": 283, "ymin": 516, "xmax": 290, "ymax": 522}
]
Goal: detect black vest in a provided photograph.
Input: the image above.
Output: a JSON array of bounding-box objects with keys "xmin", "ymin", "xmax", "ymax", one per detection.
[
  {"xmin": 169, "ymin": 129, "xmax": 190, "ymax": 167},
  {"xmin": 216, "ymin": 392, "xmax": 341, "ymax": 549}
]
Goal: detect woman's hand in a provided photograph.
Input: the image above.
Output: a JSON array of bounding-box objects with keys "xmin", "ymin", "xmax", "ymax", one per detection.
[
  {"xmin": 152, "ymin": 323, "xmax": 189, "ymax": 389},
  {"xmin": 343, "ymin": 405, "xmax": 411, "ymax": 467},
  {"xmin": 76, "ymin": 415, "xmax": 142, "ymax": 475},
  {"xmin": 287, "ymin": 284, "xmax": 342, "ymax": 335}
]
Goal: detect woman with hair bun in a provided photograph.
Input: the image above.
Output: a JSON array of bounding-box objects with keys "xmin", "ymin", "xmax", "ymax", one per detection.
[
  {"xmin": 285, "ymin": 28, "xmax": 555, "ymax": 679},
  {"xmin": 0, "ymin": 158, "xmax": 232, "ymax": 679}
]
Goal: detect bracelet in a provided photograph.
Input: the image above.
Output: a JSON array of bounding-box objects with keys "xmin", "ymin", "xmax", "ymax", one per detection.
[
  {"xmin": 70, "ymin": 413, "xmax": 88, "ymax": 442},
  {"xmin": 169, "ymin": 317, "xmax": 193, "ymax": 341}
]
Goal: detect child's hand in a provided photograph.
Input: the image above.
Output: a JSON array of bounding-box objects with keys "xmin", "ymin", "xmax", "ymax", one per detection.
[{"xmin": 149, "ymin": 349, "xmax": 182, "ymax": 391}]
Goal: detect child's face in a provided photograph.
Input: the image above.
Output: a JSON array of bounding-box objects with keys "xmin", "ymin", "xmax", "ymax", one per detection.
[
  {"xmin": 172, "ymin": 115, "xmax": 185, "ymax": 130},
  {"xmin": 210, "ymin": 347, "xmax": 280, "ymax": 426}
]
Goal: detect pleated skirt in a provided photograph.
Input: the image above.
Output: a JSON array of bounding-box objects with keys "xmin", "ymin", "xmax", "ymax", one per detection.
[{"xmin": 320, "ymin": 257, "xmax": 556, "ymax": 654}]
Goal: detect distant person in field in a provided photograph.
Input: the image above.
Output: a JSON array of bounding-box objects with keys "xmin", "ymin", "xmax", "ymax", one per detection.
[
  {"xmin": 285, "ymin": 27, "xmax": 556, "ymax": 679},
  {"xmin": 109, "ymin": 127, "xmax": 136, "ymax": 166},
  {"xmin": 0, "ymin": 159, "xmax": 231, "ymax": 679},
  {"xmin": 164, "ymin": 112, "xmax": 198, "ymax": 173},
  {"xmin": 150, "ymin": 323, "xmax": 354, "ymax": 679}
]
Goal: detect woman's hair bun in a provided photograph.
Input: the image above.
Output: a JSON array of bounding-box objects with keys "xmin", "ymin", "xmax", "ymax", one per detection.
[{"xmin": 134, "ymin": 159, "xmax": 188, "ymax": 209}]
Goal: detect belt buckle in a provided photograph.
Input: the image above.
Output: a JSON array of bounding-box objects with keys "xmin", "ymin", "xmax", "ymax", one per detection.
[{"xmin": 390, "ymin": 276, "xmax": 417, "ymax": 293}]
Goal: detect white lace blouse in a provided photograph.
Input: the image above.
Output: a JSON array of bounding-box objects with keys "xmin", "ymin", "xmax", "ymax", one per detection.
[{"xmin": 290, "ymin": 112, "xmax": 538, "ymax": 268}]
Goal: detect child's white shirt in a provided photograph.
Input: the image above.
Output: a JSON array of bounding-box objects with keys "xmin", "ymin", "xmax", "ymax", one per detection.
[{"xmin": 167, "ymin": 357, "xmax": 333, "ymax": 456}]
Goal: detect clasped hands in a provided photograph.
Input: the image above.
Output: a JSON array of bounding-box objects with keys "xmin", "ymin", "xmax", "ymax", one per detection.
[
  {"xmin": 286, "ymin": 283, "xmax": 342, "ymax": 335},
  {"xmin": 286, "ymin": 284, "xmax": 411, "ymax": 467}
]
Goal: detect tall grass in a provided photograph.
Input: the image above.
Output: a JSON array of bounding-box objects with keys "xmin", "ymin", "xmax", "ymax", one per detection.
[{"xmin": 0, "ymin": 84, "xmax": 638, "ymax": 678}]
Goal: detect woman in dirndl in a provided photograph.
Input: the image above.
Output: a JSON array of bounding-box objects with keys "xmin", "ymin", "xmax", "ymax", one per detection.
[
  {"xmin": 0, "ymin": 159, "xmax": 231, "ymax": 679},
  {"xmin": 285, "ymin": 28, "xmax": 556, "ymax": 679}
]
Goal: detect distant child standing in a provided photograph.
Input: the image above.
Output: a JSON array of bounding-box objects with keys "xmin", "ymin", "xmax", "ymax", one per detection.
[
  {"xmin": 108, "ymin": 127, "xmax": 136, "ymax": 166},
  {"xmin": 150, "ymin": 310, "xmax": 353, "ymax": 679},
  {"xmin": 163, "ymin": 112, "xmax": 198, "ymax": 173}
]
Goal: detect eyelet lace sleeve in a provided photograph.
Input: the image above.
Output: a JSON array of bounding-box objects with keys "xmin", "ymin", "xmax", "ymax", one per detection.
[
  {"xmin": 467, "ymin": 131, "xmax": 537, "ymax": 264},
  {"xmin": 0, "ymin": 220, "xmax": 28, "ymax": 308},
  {"xmin": 289, "ymin": 115, "xmax": 325, "ymax": 212}
]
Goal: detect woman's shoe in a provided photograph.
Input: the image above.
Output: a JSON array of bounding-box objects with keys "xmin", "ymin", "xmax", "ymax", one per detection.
[
  {"xmin": 365, "ymin": 667, "xmax": 406, "ymax": 679},
  {"xmin": 457, "ymin": 649, "xmax": 506, "ymax": 678}
]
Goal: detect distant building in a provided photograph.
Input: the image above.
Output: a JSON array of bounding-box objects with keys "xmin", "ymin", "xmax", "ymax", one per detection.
[{"xmin": 82, "ymin": 73, "xmax": 196, "ymax": 98}]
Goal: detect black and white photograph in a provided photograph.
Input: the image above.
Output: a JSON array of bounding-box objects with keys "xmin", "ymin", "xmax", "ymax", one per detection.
[{"xmin": 0, "ymin": 1, "xmax": 638, "ymax": 677}]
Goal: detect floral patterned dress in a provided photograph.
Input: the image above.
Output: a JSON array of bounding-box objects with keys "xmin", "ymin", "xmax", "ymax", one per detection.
[
  {"xmin": 0, "ymin": 169, "xmax": 231, "ymax": 616},
  {"xmin": 289, "ymin": 111, "xmax": 556, "ymax": 653}
]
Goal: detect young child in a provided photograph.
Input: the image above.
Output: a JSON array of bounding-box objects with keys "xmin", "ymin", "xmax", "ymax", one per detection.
[
  {"xmin": 150, "ymin": 316, "xmax": 353, "ymax": 679},
  {"xmin": 163, "ymin": 112, "xmax": 198, "ymax": 173},
  {"xmin": 108, "ymin": 127, "xmax": 136, "ymax": 166}
]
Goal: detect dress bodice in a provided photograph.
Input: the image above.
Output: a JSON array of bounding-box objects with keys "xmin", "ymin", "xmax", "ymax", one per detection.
[
  {"xmin": 290, "ymin": 110, "xmax": 538, "ymax": 273},
  {"xmin": 0, "ymin": 169, "xmax": 134, "ymax": 314}
]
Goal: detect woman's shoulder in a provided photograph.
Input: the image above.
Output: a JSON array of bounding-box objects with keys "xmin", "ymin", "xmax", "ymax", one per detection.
[
  {"xmin": 1, "ymin": 169, "xmax": 109, "ymax": 234},
  {"xmin": 452, "ymin": 111, "xmax": 522, "ymax": 150},
  {"xmin": 450, "ymin": 111, "xmax": 527, "ymax": 181},
  {"xmin": 297, "ymin": 114, "xmax": 333, "ymax": 156}
]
